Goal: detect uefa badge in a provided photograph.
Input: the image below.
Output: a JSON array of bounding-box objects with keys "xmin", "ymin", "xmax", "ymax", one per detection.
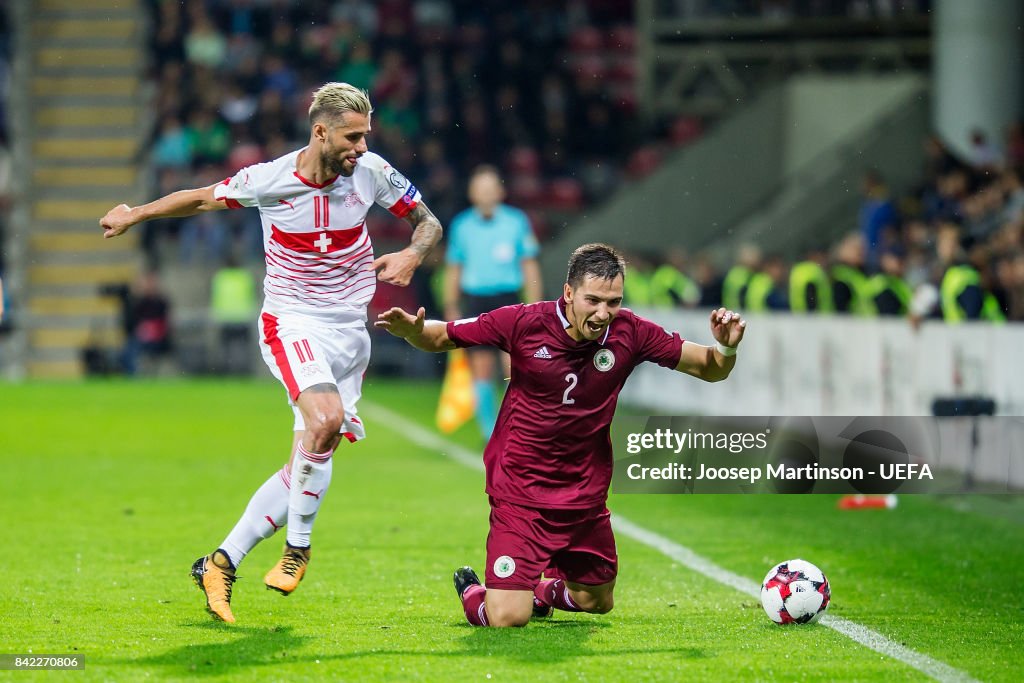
[
  {"xmin": 593, "ymin": 349, "xmax": 615, "ymax": 372},
  {"xmin": 493, "ymin": 555, "xmax": 516, "ymax": 578}
]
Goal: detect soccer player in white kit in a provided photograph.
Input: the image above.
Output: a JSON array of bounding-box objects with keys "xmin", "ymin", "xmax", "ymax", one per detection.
[{"xmin": 99, "ymin": 83, "xmax": 443, "ymax": 623}]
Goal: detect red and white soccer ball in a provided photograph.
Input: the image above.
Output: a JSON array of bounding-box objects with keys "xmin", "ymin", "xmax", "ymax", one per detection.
[{"xmin": 760, "ymin": 559, "xmax": 831, "ymax": 624}]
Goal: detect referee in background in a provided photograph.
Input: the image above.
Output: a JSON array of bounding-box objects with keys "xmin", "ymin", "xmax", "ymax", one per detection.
[{"xmin": 443, "ymin": 165, "xmax": 542, "ymax": 439}]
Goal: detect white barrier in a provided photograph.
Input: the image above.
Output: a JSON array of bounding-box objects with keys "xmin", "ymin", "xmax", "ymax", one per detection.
[
  {"xmin": 621, "ymin": 312, "xmax": 1024, "ymax": 488},
  {"xmin": 622, "ymin": 311, "xmax": 1024, "ymax": 416}
]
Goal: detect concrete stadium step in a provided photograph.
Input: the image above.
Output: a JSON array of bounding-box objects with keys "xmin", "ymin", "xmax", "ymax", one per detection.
[
  {"xmin": 33, "ymin": 76, "xmax": 138, "ymax": 97},
  {"xmin": 24, "ymin": 309, "xmax": 123, "ymax": 327},
  {"xmin": 32, "ymin": 186, "xmax": 134, "ymax": 202},
  {"xmin": 38, "ymin": 0, "xmax": 136, "ymax": 9},
  {"xmin": 35, "ymin": 105, "xmax": 138, "ymax": 128},
  {"xmin": 37, "ymin": 125, "xmax": 144, "ymax": 139},
  {"xmin": 33, "ymin": 138, "xmax": 138, "ymax": 161},
  {"xmin": 27, "ymin": 359, "xmax": 86, "ymax": 379},
  {"xmin": 32, "ymin": 93, "xmax": 139, "ymax": 107},
  {"xmin": 33, "ymin": 165, "xmax": 139, "ymax": 187},
  {"xmin": 28, "ymin": 249, "xmax": 138, "ymax": 269},
  {"xmin": 34, "ymin": 199, "xmax": 130, "ymax": 222},
  {"xmin": 30, "ymin": 233, "xmax": 125, "ymax": 252},
  {"xmin": 36, "ymin": 48, "xmax": 137, "ymax": 69},
  {"xmin": 29, "ymin": 263, "xmax": 138, "ymax": 287},
  {"xmin": 28, "ymin": 224, "xmax": 144, "ymax": 237},
  {"xmin": 33, "ymin": 19, "xmax": 138, "ymax": 40},
  {"xmin": 38, "ymin": 127, "xmax": 147, "ymax": 141},
  {"xmin": 31, "ymin": 327, "xmax": 123, "ymax": 350},
  {"xmin": 34, "ymin": 66, "xmax": 140, "ymax": 81},
  {"xmin": 30, "ymin": 295, "xmax": 121, "ymax": 317}
]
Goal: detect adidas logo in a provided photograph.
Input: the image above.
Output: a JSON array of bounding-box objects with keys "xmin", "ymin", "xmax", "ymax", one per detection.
[{"xmin": 533, "ymin": 346, "xmax": 553, "ymax": 359}]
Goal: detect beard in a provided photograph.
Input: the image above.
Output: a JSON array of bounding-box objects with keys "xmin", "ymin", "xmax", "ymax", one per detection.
[{"xmin": 322, "ymin": 147, "xmax": 350, "ymax": 176}]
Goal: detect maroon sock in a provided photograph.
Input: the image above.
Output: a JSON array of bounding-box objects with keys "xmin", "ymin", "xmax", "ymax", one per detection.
[
  {"xmin": 460, "ymin": 584, "xmax": 489, "ymax": 626},
  {"xmin": 534, "ymin": 579, "xmax": 583, "ymax": 612}
]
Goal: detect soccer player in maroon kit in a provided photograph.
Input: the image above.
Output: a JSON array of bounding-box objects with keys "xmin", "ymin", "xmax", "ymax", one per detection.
[{"xmin": 376, "ymin": 243, "xmax": 746, "ymax": 627}]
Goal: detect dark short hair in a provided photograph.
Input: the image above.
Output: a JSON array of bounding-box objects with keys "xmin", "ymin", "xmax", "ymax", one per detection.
[{"xmin": 566, "ymin": 243, "xmax": 626, "ymax": 288}]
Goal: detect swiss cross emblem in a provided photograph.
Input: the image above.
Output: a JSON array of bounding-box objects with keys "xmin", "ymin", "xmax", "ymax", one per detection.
[
  {"xmin": 593, "ymin": 349, "xmax": 615, "ymax": 372},
  {"xmin": 313, "ymin": 232, "xmax": 332, "ymax": 253}
]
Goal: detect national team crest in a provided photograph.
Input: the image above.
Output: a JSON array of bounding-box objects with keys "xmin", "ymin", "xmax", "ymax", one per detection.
[
  {"xmin": 593, "ymin": 349, "xmax": 615, "ymax": 372},
  {"xmin": 493, "ymin": 555, "xmax": 516, "ymax": 578}
]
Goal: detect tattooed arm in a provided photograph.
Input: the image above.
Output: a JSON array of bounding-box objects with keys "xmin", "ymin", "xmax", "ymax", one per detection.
[{"xmin": 371, "ymin": 201, "xmax": 443, "ymax": 286}]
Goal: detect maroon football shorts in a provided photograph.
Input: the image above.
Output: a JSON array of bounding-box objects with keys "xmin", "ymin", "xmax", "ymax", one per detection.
[{"xmin": 484, "ymin": 497, "xmax": 619, "ymax": 590}]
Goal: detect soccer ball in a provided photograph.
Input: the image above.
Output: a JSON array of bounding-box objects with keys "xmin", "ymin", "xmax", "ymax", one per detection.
[{"xmin": 760, "ymin": 559, "xmax": 831, "ymax": 624}]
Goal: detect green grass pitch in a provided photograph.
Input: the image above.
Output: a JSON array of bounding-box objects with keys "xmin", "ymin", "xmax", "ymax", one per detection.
[{"xmin": 1, "ymin": 379, "xmax": 1022, "ymax": 681}]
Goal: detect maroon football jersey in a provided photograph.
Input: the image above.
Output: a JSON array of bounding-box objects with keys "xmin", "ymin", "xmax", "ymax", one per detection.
[{"xmin": 446, "ymin": 299, "xmax": 684, "ymax": 509}]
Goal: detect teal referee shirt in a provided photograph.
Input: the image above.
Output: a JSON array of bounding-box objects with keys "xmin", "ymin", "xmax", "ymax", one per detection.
[{"xmin": 446, "ymin": 204, "xmax": 539, "ymax": 296}]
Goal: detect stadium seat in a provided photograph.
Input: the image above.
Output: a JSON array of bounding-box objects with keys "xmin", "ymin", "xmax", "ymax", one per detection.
[
  {"xmin": 526, "ymin": 209, "xmax": 551, "ymax": 241},
  {"xmin": 227, "ymin": 143, "xmax": 264, "ymax": 173},
  {"xmin": 568, "ymin": 53, "xmax": 607, "ymax": 82},
  {"xmin": 506, "ymin": 146, "xmax": 542, "ymax": 176},
  {"xmin": 611, "ymin": 84, "xmax": 637, "ymax": 113},
  {"xmin": 606, "ymin": 25, "xmax": 636, "ymax": 52},
  {"xmin": 569, "ymin": 27, "xmax": 604, "ymax": 52},
  {"xmin": 669, "ymin": 116, "xmax": 704, "ymax": 147},
  {"xmin": 626, "ymin": 146, "xmax": 663, "ymax": 180},
  {"xmin": 608, "ymin": 59, "xmax": 637, "ymax": 84},
  {"xmin": 508, "ymin": 174, "xmax": 544, "ymax": 206},
  {"xmin": 543, "ymin": 178, "xmax": 585, "ymax": 211}
]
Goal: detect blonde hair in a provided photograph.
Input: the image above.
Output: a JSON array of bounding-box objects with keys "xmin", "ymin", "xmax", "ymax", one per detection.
[{"xmin": 308, "ymin": 82, "xmax": 373, "ymax": 126}]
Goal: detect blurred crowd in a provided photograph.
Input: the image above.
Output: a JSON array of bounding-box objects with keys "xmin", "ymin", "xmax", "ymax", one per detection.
[
  {"xmin": 142, "ymin": 0, "xmax": 641, "ymax": 267},
  {"xmin": 0, "ymin": 10, "xmax": 11, "ymax": 334},
  {"xmin": 658, "ymin": 0, "xmax": 930, "ymax": 20},
  {"xmin": 627, "ymin": 128, "xmax": 1024, "ymax": 323}
]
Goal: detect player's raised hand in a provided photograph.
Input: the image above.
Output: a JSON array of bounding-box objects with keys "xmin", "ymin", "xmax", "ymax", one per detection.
[
  {"xmin": 710, "ymin": 307, "xmax": 746, "ymax": 348},
  {"xmin": 374, "ymin": 306, "xmax": 426, "ymax": 338},
  {"xmin": 371, "ymin": 248, "xmax": 421, "ymax": 286},
  {"xmin": 99, "ymin": 204, "xmax": 136, "ymax": 239}
]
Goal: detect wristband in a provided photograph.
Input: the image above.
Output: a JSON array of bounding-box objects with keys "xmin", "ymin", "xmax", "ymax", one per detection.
[{"xmin": 715, "ymin": 341, "xmax": 737, "ymax": 357}]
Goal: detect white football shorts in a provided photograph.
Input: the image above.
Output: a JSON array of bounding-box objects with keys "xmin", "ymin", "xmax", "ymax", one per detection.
[{"xmin": 258, "ymin": 311, "xmax": 370, "ymax": 441}]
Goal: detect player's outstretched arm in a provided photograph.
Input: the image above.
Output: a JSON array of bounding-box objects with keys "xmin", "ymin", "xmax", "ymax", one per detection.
[
  {"xmin": 99, "ymin": 183, "xmax": 226, "ymax": 238},
  {"xmin": 675, "ymin": 307, "xmax": 746, "ymax": 382},
  {"xmin": 371, "ymin": 201, "xmax": 443, "ymax": 286},
  {"xmin": 374, "ymin": 306, "xmax": 456, "ymax": 353}
]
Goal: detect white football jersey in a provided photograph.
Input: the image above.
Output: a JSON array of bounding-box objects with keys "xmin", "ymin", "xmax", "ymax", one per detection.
[{"xmin": 213, "ymin": 149, "xmax": 421, "ymax": 326}]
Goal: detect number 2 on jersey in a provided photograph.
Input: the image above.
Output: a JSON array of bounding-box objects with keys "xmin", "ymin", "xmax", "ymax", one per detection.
[{"xmin": 562, "ymin": 373, "xmax": 578, "ymax": 405}]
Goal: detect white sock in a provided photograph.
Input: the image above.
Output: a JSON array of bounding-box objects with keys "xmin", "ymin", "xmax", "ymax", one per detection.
[
  {"xmin": 220, "ymin": 465, "xmax": 290, "ymax": 568},
  {"xmin": 286, "ymin": 443, "xmax": 332, "ymax": 548}
]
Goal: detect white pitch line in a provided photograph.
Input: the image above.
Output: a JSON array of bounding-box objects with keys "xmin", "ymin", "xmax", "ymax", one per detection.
[
  {"xmin": 611, "ymin": 516, "xmax": 978, "ymax": 683},
  {"xmin": 362, "ymin": 401, "xmax": 978, "ymax": 683}
]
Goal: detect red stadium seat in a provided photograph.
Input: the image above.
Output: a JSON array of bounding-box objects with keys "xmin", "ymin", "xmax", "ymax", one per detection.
[
  {"xmin": 608, "ymin": 59, "xmax": 636, "ymax": 84},
  {"xmin": 525, "ymin": 209, "xmax": 551, "ymax": 241},
  {"xmin": 626, "ymin": 146, "xmax": 663, "ymax": 180},
  {"xmin": 669, "ymin": 116, "xmax": 704, "ymax": 147},
  {"xmin": 607, "ymin": 25, "xmax": 636, "ymax": 52},
  {"xmin": 368, "ymin": 281, "xmax": 418, "ymax": 319},
  {"xmin": 610, "ymin": 83, "xmax": 637, "ymax": 113},
  {"xmin": 506, "ymin": 146, "xmax": 542, "ymax": 175},
  {"xmin": 365, "ymin": 213, "xmax": 409, "ymax": 242},
  {"xmin": 227, "ymin": 143, "xmax": 263, "ymax": 173},
  {"xmin": 544, "ymin": 178, "xmax": 584, "ymax": 211},
  {"xmin": 508, "ymin": 174, "xmax": 544, "ymax": 206},
  {"xmin": 569, "ymin": 27, "xmax": 604, "ymax": 52},
  {"xmin": 569, "ymin": 54, "xmax": 607, "ymax": 81}
]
